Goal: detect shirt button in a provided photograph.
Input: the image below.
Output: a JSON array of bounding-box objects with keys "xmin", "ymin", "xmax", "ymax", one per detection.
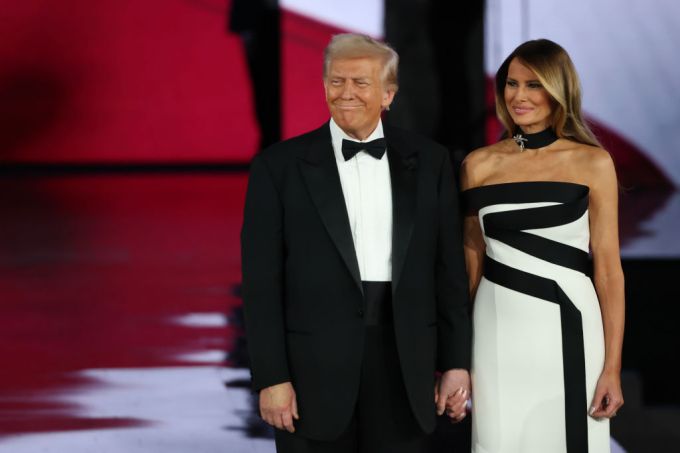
[{"xmin": 357, "ymin": 309, "xmax": 364, "ymax": 317}]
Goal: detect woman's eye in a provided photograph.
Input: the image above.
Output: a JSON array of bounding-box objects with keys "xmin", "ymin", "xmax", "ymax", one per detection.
[
  {"xmin": 506, "ymin": 80, "xmax": 517, "ymax": 87},
  {"xmin": 528, "ymin": 82, "xmax": 543, "ymax": 89}
]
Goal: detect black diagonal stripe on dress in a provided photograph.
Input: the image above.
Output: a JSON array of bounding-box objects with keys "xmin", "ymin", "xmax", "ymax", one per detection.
[
  {"xmin": 482, "ymin": 195, "xmax": 590, "ymax": 275},
  {"xmin": 483, "ymin": 191, "xmax": 588, "ymax": 230},
  {"xmin": 485, "ymin": 256, "xmax": 589, "ymax": 453},
  {"xmin": 474, "ymin": 183, "xmax": 590, "ymax": 274},
  {"xmin": 463, "ymin": 181, "xmax": 589, "ymax": 213},
  {"xmin": 485, "ymin": 228, "xmax": 591, "ymax": 275}
]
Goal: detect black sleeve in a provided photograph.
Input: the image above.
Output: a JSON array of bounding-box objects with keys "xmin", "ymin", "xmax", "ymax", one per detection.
[
  {"xmin": 435, "ymin": 149, "xmax": 472, "ymax": 371},
  {"xmin": 240, "ymin": 154, "xmax": 290, "ymax": 391}
]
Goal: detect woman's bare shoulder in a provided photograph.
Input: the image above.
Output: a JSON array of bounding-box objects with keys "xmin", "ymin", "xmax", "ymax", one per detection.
[
  {"xmin": 562, "ymin": 141, "xmax": 616, "ymax": 189},
  {"xmin": 566, "ymin": 142, "xmax": 614, "ymax": 171},
  {"xmin": 461, "ymin": 140, "xmax": 513, "ymax": 189}
]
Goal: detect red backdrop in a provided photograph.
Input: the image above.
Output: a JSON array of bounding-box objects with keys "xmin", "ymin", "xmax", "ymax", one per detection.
[{"xmin": 0, "ymin": 0, "xmax": 337, "ymax": 164}]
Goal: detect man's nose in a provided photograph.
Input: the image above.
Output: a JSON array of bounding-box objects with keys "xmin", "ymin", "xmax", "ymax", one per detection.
[{"xmin": 341, "ymin": 82, "xmax": 354, "ymax": 99}]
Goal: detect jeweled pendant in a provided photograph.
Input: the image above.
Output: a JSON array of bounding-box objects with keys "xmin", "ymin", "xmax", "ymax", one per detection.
[{"xmin": 512, "ymin": 134, "xmax": 528, "ymax": 152}]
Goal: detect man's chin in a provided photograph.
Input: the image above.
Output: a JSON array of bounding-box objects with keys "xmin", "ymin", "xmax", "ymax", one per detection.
[{"xmin": 333, "ymin": 118, "xmax": 359, "ymax": 132}]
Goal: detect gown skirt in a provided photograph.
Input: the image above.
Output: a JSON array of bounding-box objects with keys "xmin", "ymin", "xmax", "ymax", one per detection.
[{"xmin": 463, "ymin": 182, "xmax": 610, "ymax": 453}]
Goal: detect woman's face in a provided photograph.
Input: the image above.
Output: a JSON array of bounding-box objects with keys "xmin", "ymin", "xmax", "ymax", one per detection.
[{"xmin": 504, "ymin": 58, "xmax": 553, "ymax": 133}]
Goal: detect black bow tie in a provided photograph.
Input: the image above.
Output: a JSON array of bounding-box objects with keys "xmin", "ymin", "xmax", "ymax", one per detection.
[{"xmin": 341, "ymin": 138, "xmax": 386, "ymax": 161}]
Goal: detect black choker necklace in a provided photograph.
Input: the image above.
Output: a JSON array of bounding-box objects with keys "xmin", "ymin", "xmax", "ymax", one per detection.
[{"xmin": 512, "ymin": 127, "xmax": 558, "ymax": 151}]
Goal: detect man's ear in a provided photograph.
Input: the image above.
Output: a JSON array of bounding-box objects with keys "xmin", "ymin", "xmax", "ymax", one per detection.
[{"xmin": 382, "ymin": 88, "xmax": 396, "ymax": 110}]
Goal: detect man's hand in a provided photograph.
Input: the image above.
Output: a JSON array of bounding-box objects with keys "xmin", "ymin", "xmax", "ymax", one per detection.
[
  {"xmin": 435, "ymin": 368, "xmax": 470, "ymax": 422},
  {"xmin": 259, "ymin": 382, "xmax": 299, "ymax": 432}
]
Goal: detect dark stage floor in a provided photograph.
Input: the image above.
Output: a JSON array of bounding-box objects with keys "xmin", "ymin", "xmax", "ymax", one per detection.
[{"xmin": 0, "ymin": 173, "xmax": 677, "ymax": 452}]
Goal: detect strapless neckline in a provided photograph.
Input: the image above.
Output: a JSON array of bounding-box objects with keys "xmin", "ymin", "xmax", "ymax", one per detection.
[{"xmin": 462, "ymin": 180, "xmax": 589, "ymax": 194}]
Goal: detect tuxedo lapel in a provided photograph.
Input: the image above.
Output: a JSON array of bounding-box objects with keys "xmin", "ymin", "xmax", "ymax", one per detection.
[
  {"xmin": 386, "ymin": 133, "xmax": 418, "ymax": 293},
  {"xmin": 298, "ymin": 125, "xmax": 363, "ymax": 294}
]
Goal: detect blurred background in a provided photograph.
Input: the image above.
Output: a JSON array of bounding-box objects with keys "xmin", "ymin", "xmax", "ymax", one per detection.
[{"xmin": 1, "ymin": 0, "xmax": 678, "ymax": 452}]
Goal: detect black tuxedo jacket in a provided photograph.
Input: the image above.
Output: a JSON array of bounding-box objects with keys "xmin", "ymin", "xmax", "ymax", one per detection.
[{"xmin": 241, "ymin": 122, "xmax": 470, "ymax": 440}]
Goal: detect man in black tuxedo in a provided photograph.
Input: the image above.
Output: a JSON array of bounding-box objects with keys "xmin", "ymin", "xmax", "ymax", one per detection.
[{"xmin": 241, "ymin": 34, "xmax": 471, "ymax": 453}]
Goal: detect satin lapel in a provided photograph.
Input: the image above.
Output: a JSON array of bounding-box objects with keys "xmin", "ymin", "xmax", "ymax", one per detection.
[
  {"xmin": 387, "ymin": 137, "xmax": 418, "ymax": 293},
  {"xmin": 298, "ymin": 127, "xmax": 363, "ymax": 294}
]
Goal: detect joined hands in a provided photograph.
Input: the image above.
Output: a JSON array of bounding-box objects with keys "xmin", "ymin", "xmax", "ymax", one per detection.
[{"xmin": 435, "ymin": 369, "xmax": 470, "ymax": 423}]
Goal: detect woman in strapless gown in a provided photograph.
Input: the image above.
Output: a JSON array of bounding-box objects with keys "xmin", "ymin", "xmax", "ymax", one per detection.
[{"xmin": 455, "ymin": 39, "xmax": 625, "ymax": 453}]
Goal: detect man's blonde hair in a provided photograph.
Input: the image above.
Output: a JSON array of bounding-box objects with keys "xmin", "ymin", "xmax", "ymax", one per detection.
[{"xmin": 323, "ymin": 33, "xmax": 399, "ymax": 92}]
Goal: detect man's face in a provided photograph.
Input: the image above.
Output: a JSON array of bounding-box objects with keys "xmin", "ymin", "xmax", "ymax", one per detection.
[{"xmin": 324, "ymin": 57, "xmax": 395, "ymax": 140}]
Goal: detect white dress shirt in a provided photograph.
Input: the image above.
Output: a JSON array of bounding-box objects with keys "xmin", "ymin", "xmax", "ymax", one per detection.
[{"xmin": 329, "ymin": 118, "xmax": 392, "ymax": 282}]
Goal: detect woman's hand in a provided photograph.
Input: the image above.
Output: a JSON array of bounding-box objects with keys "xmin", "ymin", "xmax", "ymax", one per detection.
[{"xmin": 589, "ymin": 369, "xmax": 624, "ymax": 419}]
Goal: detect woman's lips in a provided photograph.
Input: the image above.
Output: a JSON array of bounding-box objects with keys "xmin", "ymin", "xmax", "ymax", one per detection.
[{"xmin": 512, "ymin": 106, "xmax": 533, "ymax": 115}]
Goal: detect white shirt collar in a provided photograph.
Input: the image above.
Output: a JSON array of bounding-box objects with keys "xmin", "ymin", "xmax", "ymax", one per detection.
[{"xmin": 329, "ymin": 118, "xmax": 385, "ymax": 161}]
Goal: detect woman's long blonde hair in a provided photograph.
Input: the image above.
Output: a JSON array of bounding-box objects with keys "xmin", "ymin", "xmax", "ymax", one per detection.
[{"xmin": 495, "ymin": 39, "xmax": 600, "ymax": 147}]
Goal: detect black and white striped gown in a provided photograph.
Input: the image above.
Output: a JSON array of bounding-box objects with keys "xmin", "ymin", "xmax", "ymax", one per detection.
[{"xmin": 463, "ymin": 182, "xmax": 610, "ymax": 453}]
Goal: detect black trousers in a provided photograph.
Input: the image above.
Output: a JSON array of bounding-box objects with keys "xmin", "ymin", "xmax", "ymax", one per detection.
[{"xmin": 275, "ymin": 282, "xmax": 428, "ymax": 453}]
